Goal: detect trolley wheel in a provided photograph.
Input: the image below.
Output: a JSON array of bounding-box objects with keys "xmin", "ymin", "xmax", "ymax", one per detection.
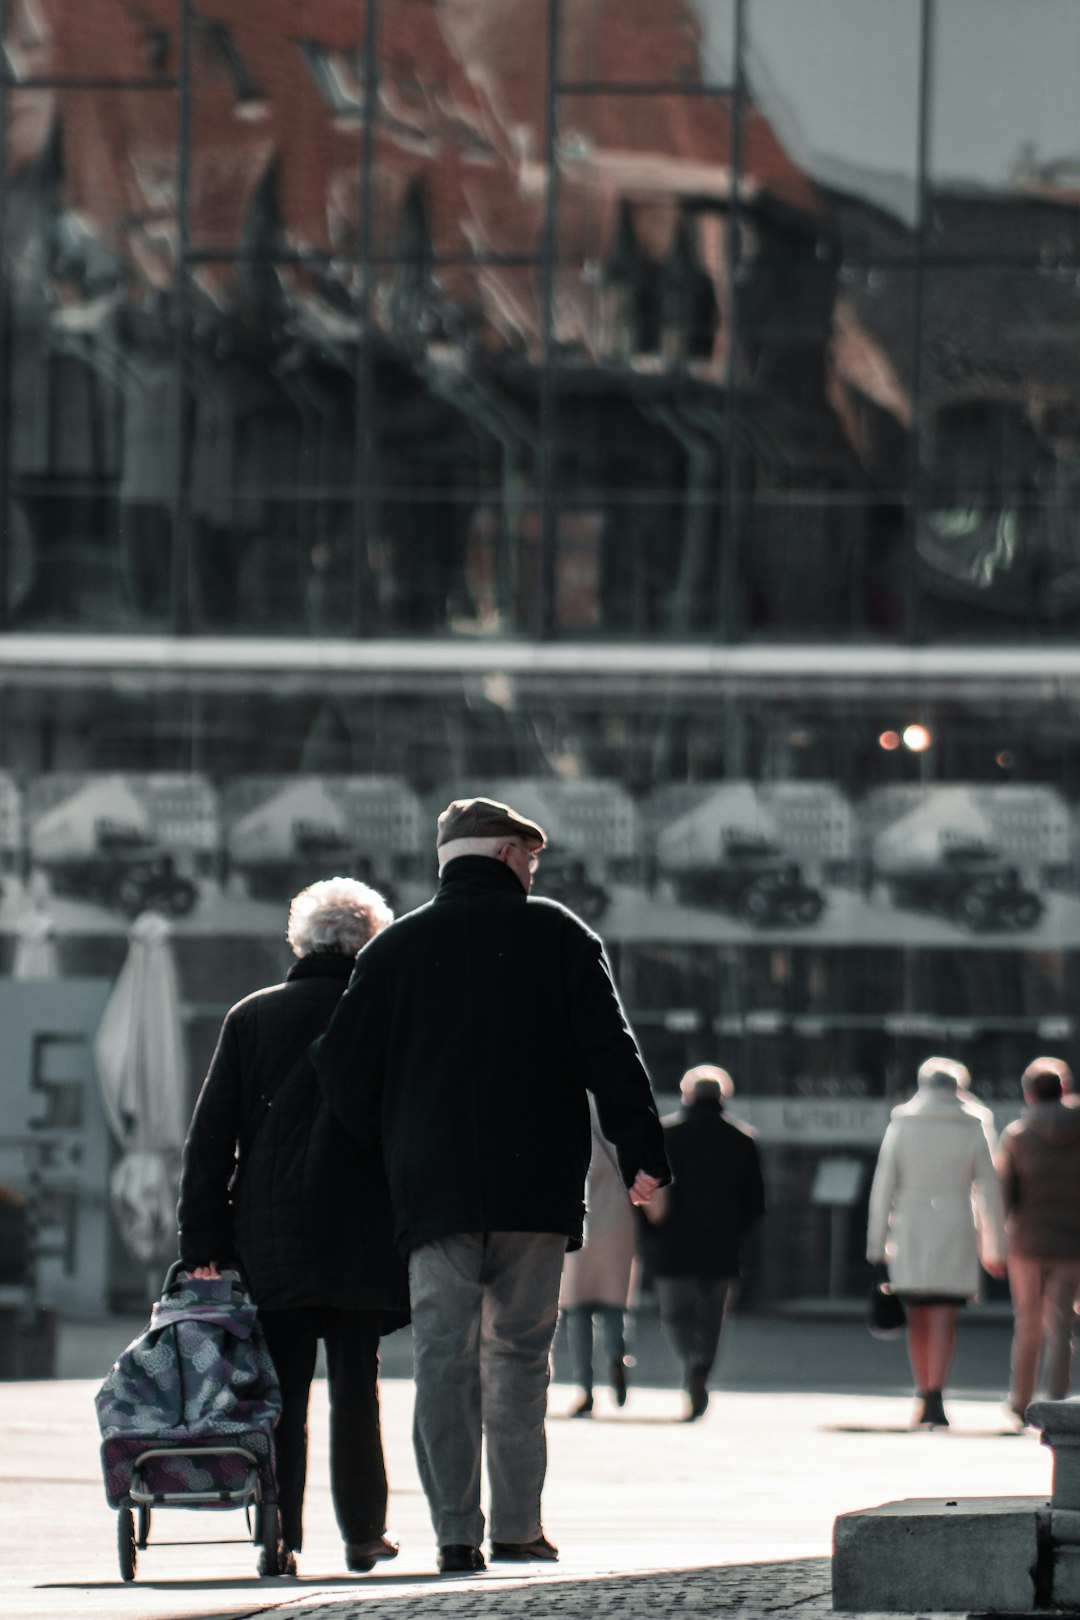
[
  {"xmin": 257, "ymin": 1503, "xmax": 283, "ymax": 1578},
  {"xmin": 117, "ymin": 1507, "xmax": 137, "ymax": 1582},
  {"xmin": 137, "ymin": 1504, "xmax": 151, "ymax": 1548}
]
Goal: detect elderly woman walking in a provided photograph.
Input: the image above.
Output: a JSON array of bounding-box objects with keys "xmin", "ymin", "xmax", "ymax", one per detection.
[
  {"xmin": 559, "ymin": 1098, "xmax": 637, "ymax": 1416},
  {"xmin": 177, "ymin": 878, "xmax": 409, "ymax": 1577},
  {"xmin": 867, "ymin": 1056, "xmax": 1007, "ymax": 1429}
]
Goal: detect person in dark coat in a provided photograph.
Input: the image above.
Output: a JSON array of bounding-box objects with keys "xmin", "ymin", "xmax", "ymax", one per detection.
[
  {"xmin": 176, "ymin": 878, "xmax": 409, "ymax": 1578},
  {"xmin": 640, "ymin": 1064, "xmax": 765, "ymax": 1420},
  {"xmin": 312, "ymin": 796, "xmax": 671, "ymax": 1575},
  {"xmin": 997, "ymin": 1059, "xmax": 1080, "ymax": 1426}
]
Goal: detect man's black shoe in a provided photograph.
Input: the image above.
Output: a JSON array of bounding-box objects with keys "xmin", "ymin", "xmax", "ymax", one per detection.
[
  {"xmin": 346, "ymin": 1535, "xmax": 399, "ymax": 1572},
  {"xmin": 490, "ymin": 1534, "xmax": 559, "ymax": 1562},
  {"xmin": 438, "ymin": 1544, "xmax": 486, "ymax": 1573}
]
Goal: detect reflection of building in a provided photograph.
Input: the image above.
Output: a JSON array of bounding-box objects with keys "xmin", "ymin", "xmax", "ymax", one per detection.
[{"xmin": 4, "ymin": 0, "xmax": 1080, "ymax": 1304}]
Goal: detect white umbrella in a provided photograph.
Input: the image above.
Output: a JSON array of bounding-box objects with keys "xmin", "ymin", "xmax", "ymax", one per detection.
[{"xmin": 93, "ymin": 911, "xmax": 189, "ymax": 1269}]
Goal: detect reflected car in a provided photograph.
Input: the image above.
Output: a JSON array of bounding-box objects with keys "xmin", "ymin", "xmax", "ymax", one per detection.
[
  {"xmin": 667, "ymin": 839, "xmax": 826, "ymax": 927},
  {"xmin": 531, "ymin": 856, "xmax": 609, "ymax": 922},
  {"xmin": 886, "ymin": 845, "xmax": 1044, "ymax": 932},
  {"xmin": 42, "ymin": 830, "xmax": 199, "ymax": 919}
]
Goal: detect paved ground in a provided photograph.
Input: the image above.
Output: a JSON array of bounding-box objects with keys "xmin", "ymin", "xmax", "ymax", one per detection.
[{"xmin": 2, "ymin": 1310, "xmax": 1061, "ymax": 1620}]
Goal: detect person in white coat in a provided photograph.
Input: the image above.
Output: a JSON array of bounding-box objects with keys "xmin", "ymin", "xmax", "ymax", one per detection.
[
  {"xmin": 559, "ymin": 1099, "xmax": 636, "ymax": 1417},
  {"xmin": 867, "ymin": 1056, "xmax": 1007, "ymax": 1429}
]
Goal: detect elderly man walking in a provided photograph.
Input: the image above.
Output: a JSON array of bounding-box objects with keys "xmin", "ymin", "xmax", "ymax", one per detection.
[
  {"xmin": 997, "ymin": 1058, "xmax": 1080, "ymax": 1427},
  {"xmin": 313, "ymin": 796, "xmax": 671, "ymax": 1574},
  {"xmin": 640, "ymin": 1064, "xmax": 765, "ymax": 1420}
]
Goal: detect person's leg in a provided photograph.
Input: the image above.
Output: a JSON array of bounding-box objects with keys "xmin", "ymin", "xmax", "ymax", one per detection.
[
  {"xmin": 480, "ymin": 1231, "xmax": 566, "ymax": 1546},
  {"xmin": 409, "ymin": 1235, "xmax": 486, "ymax": 1550},
  {"xmin": 689, "ymin": 1277, "xmax": 731, "ymax": 1380},
  {"xmin": 655, "ymin": 1276, "xmax": 709, "ymax": 1418},
  {"xmin": 320, "ymin": 1308, "xmax": 389, "ymax": 1547},
  {"xmin": 926, "ymin": 1302, "xmax": 958, "ymax": 1393},
  {"xmin": 655, "ymin": 1276, "xmax": 698, "ymax": 1371},
  {"xmin": 1041, "ymin": 1261, "xmax": 1080, "ymax": 1401},
  {"xmin": 563, "ymin": 1305, "xmax": 595, "ymax": 1401},
  {"xmin": 904, "ymin": 1304, "xmax": 932, "ymax": 1396},
  {"xmin": 596, "ymin": 1304, "xmax": 627, "ymax": 1367},
  {"xmin": 596, "ymin": 1304, "xmax": 628, "ymax": 1403},
  {"xmin": 1008, "ymin": 1256, "xmax": 1047, "ymax": 1415},
  {"xmin": 259, "ymin": 1309, "xmax": 318, "ymax": 1554}
]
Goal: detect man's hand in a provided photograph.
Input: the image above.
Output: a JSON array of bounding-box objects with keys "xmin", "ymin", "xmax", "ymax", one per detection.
[
  {"xmin": 191, "ymin": 1262, "xmax": 221, "ymax": 1280},
  {"xmin": 983, "ymin": 1259, "xmax": 1007, "ymax": 1279},
  {"xmin": 629, "ymin": 1170, "xmax": 661, "ymax": 1206}
]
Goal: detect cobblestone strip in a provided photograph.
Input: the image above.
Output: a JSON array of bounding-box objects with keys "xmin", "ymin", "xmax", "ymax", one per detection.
[{"xmin": 251, "ymin": 1557, "xmax": 835, "ymax": 1620}]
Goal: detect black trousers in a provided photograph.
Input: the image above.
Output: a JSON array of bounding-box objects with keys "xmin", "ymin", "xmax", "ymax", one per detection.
[
  {"xmin": 259, "ymin": 1306, "xmax": 386, "ymax": 1552},
  {"xmin": 655, "ymin": 1276, "xmax": 732, "ymax": 1381}
]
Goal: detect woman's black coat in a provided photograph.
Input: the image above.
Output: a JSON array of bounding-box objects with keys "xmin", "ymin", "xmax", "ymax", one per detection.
[
  {"xmin": 177, "ymin": 951, "xmax": 409, "ymax": 1318},
  {"xmin": 312, "ymin": 855, "xmax": 671, "ymax": 1256}
]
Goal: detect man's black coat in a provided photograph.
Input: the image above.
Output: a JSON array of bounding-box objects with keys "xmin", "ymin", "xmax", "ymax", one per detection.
[
  {"xmin": 642, "ymin": 1097, "xmax": 766, "ymax": 1278},
  {"xmin": 311, "ymin": 855, "xmax": 671, "ymax": 1255},
  {"xmin": 177, "ymin": 951, "xmax": 409, "ymax": 1317}
]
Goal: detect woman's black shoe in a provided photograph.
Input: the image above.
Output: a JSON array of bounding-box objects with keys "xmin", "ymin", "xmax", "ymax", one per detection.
[
  {"xmin": 610, "ymin": 1358, "xmax": 628, "ymax": 1407},
  {"xmin": 569, "ymin": 1392, "xmax": 594, "ymax": 1417},
  {"xmin": 914, "ymin": 1389, "xmax": 949, "ymax": 1428}
]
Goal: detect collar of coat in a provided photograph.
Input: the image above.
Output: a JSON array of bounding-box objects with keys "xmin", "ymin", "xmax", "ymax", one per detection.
[
  {"xmin": 892, "ymin": 1088, "xmax": 982, "ymax": 1122},
  {"xmin": 286, "ymin": 951, "xmax": 356, "ymax": 983},
  {"xmin": 436, "ymin": 854, "xmax": 528, "ymax": 898}
]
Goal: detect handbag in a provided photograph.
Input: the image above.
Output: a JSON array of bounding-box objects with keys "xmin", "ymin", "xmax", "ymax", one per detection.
[{"xmin": 867, "ymin": 1280, "xmax": 906, "ymax": 1339}]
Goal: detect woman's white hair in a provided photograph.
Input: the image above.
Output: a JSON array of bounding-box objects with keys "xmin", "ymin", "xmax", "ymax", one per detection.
[{"xmin": 286, "ymin": 876, "xmax": 393, "ymax": 958}]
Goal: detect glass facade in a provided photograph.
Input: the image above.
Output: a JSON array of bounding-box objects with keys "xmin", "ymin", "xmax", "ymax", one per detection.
[{"xmin": 4, "ymin": 0, "xmax": 1080, "ymax": 1305}]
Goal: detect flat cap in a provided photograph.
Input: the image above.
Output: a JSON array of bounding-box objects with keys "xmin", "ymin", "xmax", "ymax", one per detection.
[{"xmin": 436, "ymin": 796, "xmax": 546, "ymax": 851}]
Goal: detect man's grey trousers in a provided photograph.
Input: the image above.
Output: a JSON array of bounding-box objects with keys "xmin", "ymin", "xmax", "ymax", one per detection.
[{"xmin": 408, "ymin": 1231, "xmax": 567, "ymax": 1548}]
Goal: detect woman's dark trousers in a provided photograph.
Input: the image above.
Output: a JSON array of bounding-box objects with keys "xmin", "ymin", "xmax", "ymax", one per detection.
[{"xmin": 259, "ymin": 1306, "xmax": 386, "ymax": 1552}]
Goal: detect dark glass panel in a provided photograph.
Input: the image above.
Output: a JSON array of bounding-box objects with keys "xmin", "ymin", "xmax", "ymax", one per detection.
[
  {"xmin": 554, "ymin": 495, "xmax": 723, "ymax": 637},
  {"xmin": 928, "ymin": 0, "xmax": 1080, "ymax": 261},
  {"xmin": 3, "ymin": 87, "xmax": 178, "ymax": 627},
  {"xmin": 741, "ymin": 494, "xmax": 905, "ymax": 637},
  {"xmin": 918, "ymin": 267, "xmax": 1080, "ymax": 637},
  {"xmin": 183, "ymin": 322, "xmax": 359, "ymax": 634},
  {"xmin": 367, "ymin": 496, "xmax": 540, "ymax": 637}
]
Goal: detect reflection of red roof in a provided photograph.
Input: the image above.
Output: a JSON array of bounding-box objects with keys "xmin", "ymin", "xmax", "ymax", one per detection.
[{"xmin": 6, "ymin": 0, "xmax": 817, "ymax": 344}]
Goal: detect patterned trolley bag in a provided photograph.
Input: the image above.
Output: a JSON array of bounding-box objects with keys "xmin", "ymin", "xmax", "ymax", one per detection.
[{"xmin": 95, "ymin": 1263, "xmax": 283, "ymax": 1581}]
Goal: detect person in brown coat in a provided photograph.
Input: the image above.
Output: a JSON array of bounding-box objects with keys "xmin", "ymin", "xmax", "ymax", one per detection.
[
  {"xmin": 996, "ymin": 1058, "xmax": 1080, "ymax": 1426},
  {"xmin": 559, "ymin": 1099, "xmax": 636, "ymax": 1417}
]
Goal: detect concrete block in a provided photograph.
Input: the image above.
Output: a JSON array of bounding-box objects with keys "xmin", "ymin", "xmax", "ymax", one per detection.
[
  {"xmin": 832, "ymin": 1496, "xmax": 1046, "ymax": 1613},
  {"xmin": 1053, "ymin": 1543, "xmax": 1080, "ymax": 1609}
]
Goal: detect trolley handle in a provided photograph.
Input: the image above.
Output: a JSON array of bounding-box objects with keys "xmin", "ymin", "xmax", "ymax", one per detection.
[{"xmin": 161, "ymin": 1260, "xmax": 248, "ymax": 1297}]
